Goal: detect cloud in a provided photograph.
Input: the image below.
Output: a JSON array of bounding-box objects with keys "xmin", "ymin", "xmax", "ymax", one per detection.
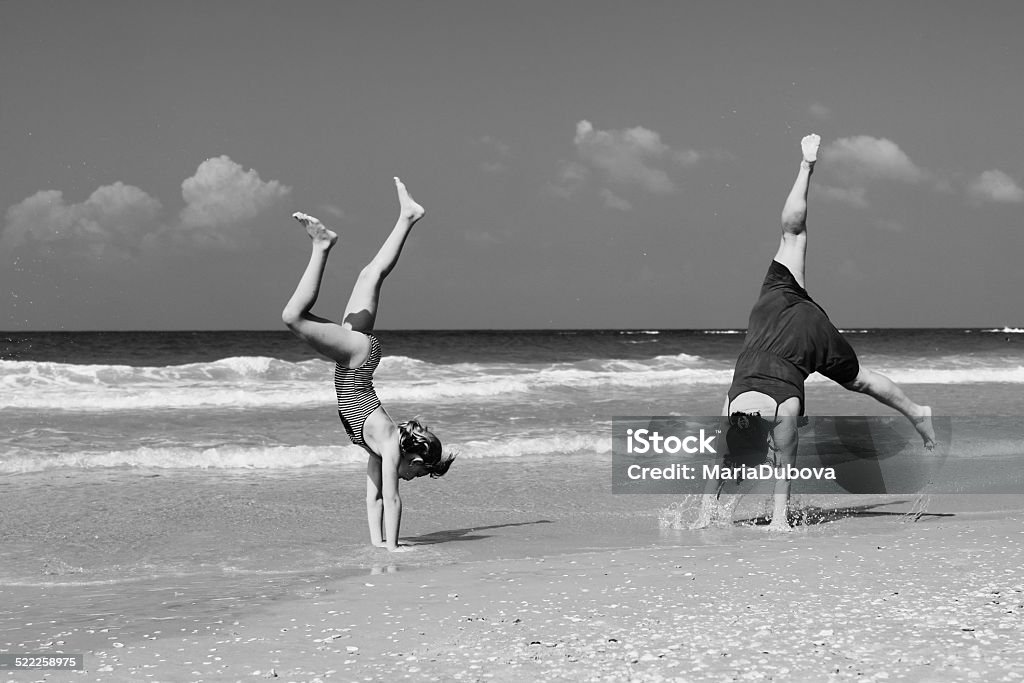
[
  {"xmin": 967, "ymin": 169, "xmax": 1024, "ymax": 204},
  {"xmin": 2, "ymin": 156, "xmax": 290, "ymax": 259},
  {"xmin": 551, "ymin": 120, "xmax": 708, "ymax": 209},
  {"xmin": 573, "ymin": 120, "xmax": 683, "ymax": 194},
  {"xmin": 177, "ymin": 156, "xmax": 291, "ymax": 244},
  {"xmin": 2, "ymin": 183, "xmax": 162, "ymax": 258},
  {"xmin": 600, "ymin": 189, "xmax": 632, "ymax": 211},
  {"xmin": 823, "ymin": 136, "xmax": 928, "ymax": 184},
  {"xmin": 816, "ymin": 136, "xmax": 933, "ymax": 210},
  {"xmin": 818, "ymin": 136, "xmax": 1022, "ymax": 209}
]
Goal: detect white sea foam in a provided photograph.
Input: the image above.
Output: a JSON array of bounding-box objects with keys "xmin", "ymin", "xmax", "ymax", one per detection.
[
  {"xmin": 983, "ymin": 327, "xmax": 1024, "ymax": 334},
  {"xmin": 0, "ymin": 433, "xmax": 609, "ymax": 473},
  {"xmin": 450, "ymin": 433, "xmax": 611, "ymax": 459},
  {"xmin": 3, "ymin": 354, "xmax": 1022, "ymax": 411},
  {"xmin": 0, "ymin": 444, "xmax": 363, "ymax": 474}
]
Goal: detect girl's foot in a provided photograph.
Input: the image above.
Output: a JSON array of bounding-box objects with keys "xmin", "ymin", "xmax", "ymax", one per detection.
[
  {"xmin": 394, "ymin": 177, "xmax": 425, "ymax": 222},
  {"xmin": 292, "ymin": 212, "xmax": 338, "ymax": 249},
  {"xmin": 387, "ymin": 544, "xmax": 415, "ymax": 553}
]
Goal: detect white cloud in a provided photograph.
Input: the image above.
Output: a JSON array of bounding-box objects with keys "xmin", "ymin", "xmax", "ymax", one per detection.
[
  {"xmin": 1, "ymin": 183, "xmax": 162, "ymax": 257},
  {"xmin": 823, "ymin": 136, "xmax": 928, "ymax": 184},
  {"xmin": 551, "ymin": 120, "xmax": 709, "ymax": 209},
  {"xmin": 600, "ymin": 189, "xmax": 632, "ymax": 211},
  {"xmin": 815, "ymin": 136, "xmax": 935, "ymax": 211},
  {"xmin": 573, "ymin": 120, "xmax": 682, "ymax": 194},
  {"xmin": 178, "ymin": 156, "xmax": 291, "ymax": 241},
  {"xmin": 2, "ymin": 156, "xmax": 291, "ymax": 258},
  {"xmin": 967, "ymin": 169, "xmax": 1024, "ymax": 204}
]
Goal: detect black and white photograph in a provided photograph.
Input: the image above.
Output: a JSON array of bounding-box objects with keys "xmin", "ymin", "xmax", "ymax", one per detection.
[{"xmin": 2, "ymin": 1, "xmax": 1023, "ymax": 680}]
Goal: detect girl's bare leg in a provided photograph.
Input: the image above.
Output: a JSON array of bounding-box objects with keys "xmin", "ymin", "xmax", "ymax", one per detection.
[
  {"xmin": 342, "ymin": 177, "xmax": 425, "ymax": 332},
  {"xmin": 281, "ymin": 214, "xmax": 365, "ymax": 364}
]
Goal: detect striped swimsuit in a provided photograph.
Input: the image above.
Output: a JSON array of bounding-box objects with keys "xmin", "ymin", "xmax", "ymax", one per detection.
[{"xmin": 333, "ymin": 333, "xmax": 383, "ymax": 447}]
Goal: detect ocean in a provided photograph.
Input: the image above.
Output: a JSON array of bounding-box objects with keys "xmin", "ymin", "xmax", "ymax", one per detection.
[
  {"xmin": 3, "ymin": 328, "xmax": 1024, "ymax": 473},
  {"xmin": 2, "ymin": 328, "xmax": 1024, "ymax": 655}
]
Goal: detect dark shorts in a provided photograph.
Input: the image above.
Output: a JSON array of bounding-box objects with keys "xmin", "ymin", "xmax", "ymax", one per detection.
[{"xmin": 728, "ymin": 261, "xmax": 860, "ymax": 413}]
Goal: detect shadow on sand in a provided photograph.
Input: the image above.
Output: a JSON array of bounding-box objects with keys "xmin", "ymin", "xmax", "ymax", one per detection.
[{"xmin": 405, "ymin": 520, "xmax": 554, "ymax": 545}]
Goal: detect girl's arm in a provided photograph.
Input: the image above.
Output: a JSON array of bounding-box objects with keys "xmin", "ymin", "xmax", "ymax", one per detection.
[
  {"xmin": 377, "ymin": 431, "xmax": 405, "ymax": 551},
  {"xmin": 366, "ymin": 457, "xmax": 385, "ymax": 546}
]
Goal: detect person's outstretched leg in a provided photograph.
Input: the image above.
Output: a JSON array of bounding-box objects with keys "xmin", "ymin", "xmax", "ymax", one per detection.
[
  {"xmin": 842, "ymin": 368, "xmax": 936, "ymax": 448},
  {"xmin": 774, "ymin": 134, "xmax": 819, "ymax": 289},
  {"xmin": 283, "ymin": 214, "xmax": 337, "ymax": 322},
  {"xmin": 342, "ymin": 177, "xmax": 425, "ymax": 332},
  {"xmin": 282, "ymin": 215, "xmax": 366, "ymax": 364}
]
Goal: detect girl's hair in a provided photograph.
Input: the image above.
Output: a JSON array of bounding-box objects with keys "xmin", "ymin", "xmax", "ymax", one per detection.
[
  {"xmin": 723, "ymin": 411, "xmax": 773, "ymax": 470},
  {"xmin": 398, "ymin": 419, "xmax": 456, "ymax": 478}
]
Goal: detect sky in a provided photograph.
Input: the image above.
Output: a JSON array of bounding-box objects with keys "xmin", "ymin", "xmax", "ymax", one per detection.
[{"xmin": 2, "ymin": 0, "xmax": 1022, "ymax": 330}]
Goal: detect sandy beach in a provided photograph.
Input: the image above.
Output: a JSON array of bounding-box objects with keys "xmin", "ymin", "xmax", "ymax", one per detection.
[{"xmin": 7, "ymin": 496, "xmax": 1024, "ymax": 682}]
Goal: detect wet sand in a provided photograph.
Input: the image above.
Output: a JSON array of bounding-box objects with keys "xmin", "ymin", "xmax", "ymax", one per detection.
[{"xmin": 9, "ymin": 502, "xmax": 1024, "ymax": 682}]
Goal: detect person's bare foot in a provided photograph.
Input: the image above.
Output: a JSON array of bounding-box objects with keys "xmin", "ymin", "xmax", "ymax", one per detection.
[
  {"xmin": 911, "ymin": 405, "xmax": 937, "ymax": 450},
  {"xmin": 292, "ymin": 212, "xmax": 337, "ymax": 249},
  {"xmin": 801, "ymin": 134, "xmax": 820, "ymax": 164},
  {"xmin": 394, "ymin": 177, "xmax": 425, "ymax": 222}
]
